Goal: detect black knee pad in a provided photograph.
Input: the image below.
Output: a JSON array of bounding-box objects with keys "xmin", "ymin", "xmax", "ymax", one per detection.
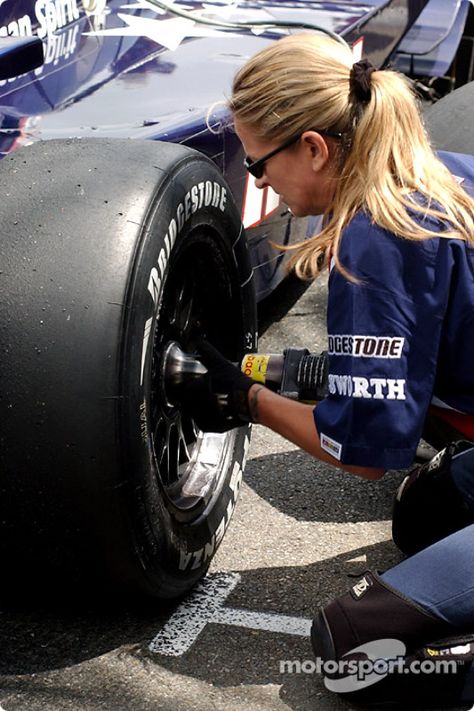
[
  {"xmin": 392, "ymin": 440, "xmax": 474, "ymax": 556},
  {"xmin": 311, "ymin": 571, "xmax": 473, "ymax": 705}
]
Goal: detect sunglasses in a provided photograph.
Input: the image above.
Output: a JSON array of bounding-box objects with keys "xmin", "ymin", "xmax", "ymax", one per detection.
[{"xmin": 244, "ymin": 129, "xmax": 343, "ymax": 179}]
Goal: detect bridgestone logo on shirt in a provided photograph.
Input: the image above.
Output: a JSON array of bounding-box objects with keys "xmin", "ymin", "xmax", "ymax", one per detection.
[
  {"xmin": 328, "ymin": 374, "xmax": 406, "ymax": 400},
  {"xmin": 328, "ymin": 334, "xmax": 404, "ymax": 358}
]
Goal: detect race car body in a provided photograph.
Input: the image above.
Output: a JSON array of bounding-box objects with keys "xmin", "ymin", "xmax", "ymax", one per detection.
[
  {"xmin": 1, "ymin": 0, "xmax": 470, "ymax": 297},
  {"xmin": 394, "ymin": 0, "xmax": 474, "ymax": 92}
]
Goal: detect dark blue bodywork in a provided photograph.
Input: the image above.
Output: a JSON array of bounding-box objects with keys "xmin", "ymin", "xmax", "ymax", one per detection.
[
  {"xmin": 394, "ymin": 0, "xmax": 470, "ymax": 76},
  {"xmin": 0, "ymin": 0, "xmax": 469, "ymax": 298}
]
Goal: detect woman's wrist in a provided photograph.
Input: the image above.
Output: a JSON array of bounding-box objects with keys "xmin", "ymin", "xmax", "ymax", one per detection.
[{"xmin": 248, "ymin": 383, "xmax": 266, "ymax": 423}]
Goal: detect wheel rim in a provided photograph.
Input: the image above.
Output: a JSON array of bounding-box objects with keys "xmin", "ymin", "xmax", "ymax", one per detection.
[{"xmin": 149, "ymin": 229, "xmax": 242, "ymax": 516}]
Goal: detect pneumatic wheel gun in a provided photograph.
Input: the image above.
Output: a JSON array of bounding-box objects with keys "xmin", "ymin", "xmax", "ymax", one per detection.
[{"xmin": 163, "ymin": 343, "xmax": 329, "ymax": 404}]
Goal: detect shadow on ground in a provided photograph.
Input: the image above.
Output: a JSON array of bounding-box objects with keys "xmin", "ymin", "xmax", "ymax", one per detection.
[{"xmin": 243, "ymin": 447, "xmax": 406, "ymax": 523}]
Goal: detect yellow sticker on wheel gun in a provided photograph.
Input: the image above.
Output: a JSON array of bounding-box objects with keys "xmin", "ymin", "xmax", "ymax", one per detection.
[{"xmin": 240, "ymin": 354, "xmax": 269, "ymax": 383}]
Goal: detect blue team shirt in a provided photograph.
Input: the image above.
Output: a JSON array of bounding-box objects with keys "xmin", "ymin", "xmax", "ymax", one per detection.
[{"xmin": 314, "ymin": 151, "xmax": 474, "ymax": 470}]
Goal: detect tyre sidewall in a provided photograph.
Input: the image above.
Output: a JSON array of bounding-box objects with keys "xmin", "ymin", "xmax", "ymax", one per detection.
[{"xmin": 120, "ymin": 157, "xmax": 256, "ymax": 595}]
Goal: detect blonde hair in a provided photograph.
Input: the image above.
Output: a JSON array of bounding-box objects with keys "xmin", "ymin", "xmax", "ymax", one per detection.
[{"xmin": 229, "ymin": 34, "xmax": 474, "ymax": 280}]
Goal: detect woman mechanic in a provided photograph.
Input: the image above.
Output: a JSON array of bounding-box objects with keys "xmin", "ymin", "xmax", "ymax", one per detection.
[{"xmin": 178, "ymin": 34, "xmax": 474, "ymax": 704}]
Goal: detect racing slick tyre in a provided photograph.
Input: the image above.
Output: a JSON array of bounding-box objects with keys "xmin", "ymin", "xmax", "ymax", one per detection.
[
  {"xmin": 425, "ymin": 80, "xmax": 474, "ymax": 153},
  {"xmin": 0, "ymin": 138, "xmax": 257, "ymax": 598}
]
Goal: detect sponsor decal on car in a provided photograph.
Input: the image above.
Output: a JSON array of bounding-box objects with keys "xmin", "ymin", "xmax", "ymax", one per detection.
[
  {"xmin": 0, "ymin": 0, "xmax": 80, "ymax": 39},
  {"xmin": 83, "ymin": 0, "xmax": 256, "ymax": 51},
  {"xmin": 0, "ymin": 1, "xmax": 81, "ymax": 88}
]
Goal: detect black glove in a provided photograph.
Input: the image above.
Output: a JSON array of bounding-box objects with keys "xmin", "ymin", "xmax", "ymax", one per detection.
[{"xmin": 175, "ymin": 341, "xmax": 256, "ymax": 433}]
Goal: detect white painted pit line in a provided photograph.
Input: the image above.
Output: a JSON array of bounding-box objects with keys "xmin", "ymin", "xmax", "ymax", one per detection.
[{"xmin": 149, "ymin": 571, "xmax": 312, "ymax": 656}]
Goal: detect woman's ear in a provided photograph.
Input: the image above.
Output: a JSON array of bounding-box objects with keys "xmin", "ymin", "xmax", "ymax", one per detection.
[{"xmin": 301, "ymin": 131, "xmax": 330, "ymax": 173}]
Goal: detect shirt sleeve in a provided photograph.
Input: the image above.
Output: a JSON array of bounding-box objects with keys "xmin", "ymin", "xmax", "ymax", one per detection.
[{"xmin": 314, "ymin": 212, "xmax": 452, "ymax": 469}]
